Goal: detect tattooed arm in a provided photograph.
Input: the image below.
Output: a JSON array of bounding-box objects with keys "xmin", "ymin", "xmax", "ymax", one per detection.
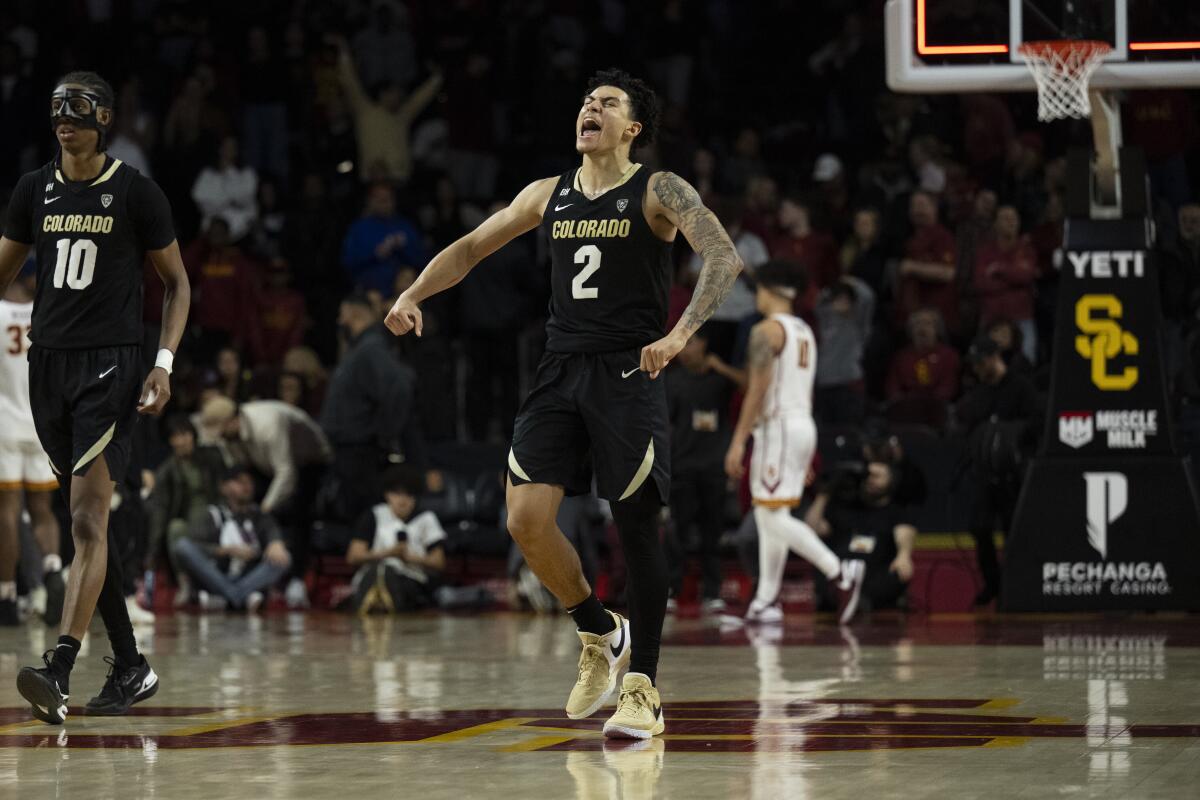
[
  {"xmin": 652, "ymin": 171, "xmax": 743, "ymax": 336},
  {"xmin": 724, "ymin": 320, "xmax": 785, "ymax": 480},
  {"xmin": 638, "ymin": 171, "xmax": 744, "ymax": 378}
]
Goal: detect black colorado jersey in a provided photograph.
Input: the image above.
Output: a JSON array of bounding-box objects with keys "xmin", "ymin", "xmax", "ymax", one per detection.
[
  {"xmin": 542, "ymin": 164, "xmax": 672, "ymax": 353},
  {"xmin": 4, "ymin": 157, "xmax": 175, "ymax": 349}
]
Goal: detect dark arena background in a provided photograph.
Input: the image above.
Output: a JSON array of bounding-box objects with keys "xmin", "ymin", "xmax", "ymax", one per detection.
[{"xmin": 2, "ymin": 1, "xmax": 1200, "ymax": 797}]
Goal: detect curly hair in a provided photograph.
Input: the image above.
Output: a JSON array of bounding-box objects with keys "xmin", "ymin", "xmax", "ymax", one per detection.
[{"xmin": 585, "ymin": 68, "xmax": 661, "ymax": 150}]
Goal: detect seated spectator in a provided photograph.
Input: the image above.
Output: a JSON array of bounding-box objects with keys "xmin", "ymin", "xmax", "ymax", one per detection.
[
  {"xmin": 191, "ymin": 135, "xmax": 258, "ymax": 242},
  {"xmin": 276, "ymin": 371, "xmax": 308, "ymax": 409},
  {"xmin": 148, "ymin": 416, "xmax": 225, "ymax": 606},
  {"xmin": 984, "ymin": 318, "xmax": 1035, "ymax": 380},
  {"xmin": 251, "ymin": 260, "xmax": 308, "ymax": 367},
  {"xmin": 340, "ymin": 182, "xmax": 427, "ymax": 294},
  {"xmin": 770, "ymin": 195, "xmax": 839, "ymax": 291},
  {"xmin": 205, "ymin": 346, "xmax": 255, "ymax": 403},
  {"xmin": 814, "ymin": 278, "xmax": 874, "ymax": 425},
  {"xmin": 185, "ymin": 217, "xmax": 262, "ymax": 360},
  {"xmin": 885, "ymin": 308, "xmax": 961, "ymax": 427},
  {"xmin": 806, "ymin": 461, "xmax": 917, "ymax": 613},
  {"xmin": 198, "ymin": 395, "xmax": 333, "ymax": 608},
  {"xmin": 895, "ymin": 191, "xmax": 960, "ymax": 339},
  {"xmin": 973, "ymin": 205, "xmax": 1037, "ymax": 363},
  {"xmin": 171, "ymin": 465, "xmax": 292, "ymax": 612},
  {"xmin": 842, "ymin": 207, "xmax": 887, "ymax": 297},
  {"xmin": 346, "ymin": 467, "xmax": 446, "ymax": 613},
  {"xmin": 281, "ymin": 346, "xmax": 329, "ymax": 417}
]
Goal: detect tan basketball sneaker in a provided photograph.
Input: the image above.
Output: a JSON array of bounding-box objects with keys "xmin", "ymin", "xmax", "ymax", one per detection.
[
  {"xmin": 602, "ymin": 672, "xmax": 665, "ymax": 739},
  {"xmin": 565, "ymin": 610, "xmax": 630, "ymax": 719}
]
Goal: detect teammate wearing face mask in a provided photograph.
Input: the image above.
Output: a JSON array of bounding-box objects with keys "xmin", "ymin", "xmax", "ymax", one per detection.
[{"xmin": 0, "ymin": 71, "xmax": 190, "ymax": 724}]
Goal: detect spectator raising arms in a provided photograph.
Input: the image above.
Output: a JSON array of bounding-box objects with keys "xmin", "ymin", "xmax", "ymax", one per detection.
[{"xmin": 333, "ymin": 34, "xmax": 441, "ymax": 183}]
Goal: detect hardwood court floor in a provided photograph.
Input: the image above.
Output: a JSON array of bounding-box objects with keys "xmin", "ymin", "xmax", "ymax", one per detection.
[{"xmin": 2, "ymin": 611, "xmax": 1199, "ymax": 799}]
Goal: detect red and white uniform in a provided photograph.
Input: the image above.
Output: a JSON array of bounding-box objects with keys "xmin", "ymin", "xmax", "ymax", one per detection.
[
  {"xmin": 750, "ymin": 312, "xmax": 817, "ymax": 508},
  {"xmin": 0, "ymin": 300, "xmax": 56, "ymax": 490}
]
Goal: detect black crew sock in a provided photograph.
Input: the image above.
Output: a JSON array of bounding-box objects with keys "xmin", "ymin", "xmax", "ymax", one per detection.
[
  {"xmin": 96, "ymin": 528, "xmax": 141, "ymax": 668},
  {"xmin": 49, "ymin": 635, "xmax": 81, "ymax": 693},
  {"xmin": 612, "ymin": 487, "xmax": 669, "ymax": 685},
  {"xmin": 567, "ymin": 592, "xmax": 615, "ymax": 636}
]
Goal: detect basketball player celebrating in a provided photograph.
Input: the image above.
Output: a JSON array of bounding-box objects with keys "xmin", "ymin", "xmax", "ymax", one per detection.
[
  {"xmin": 724, "ymin": 262, "xmax": 865, "ymax": 626},
  {"xmin": 0, "ymin": 72, "xmax": 190, "ymax": 723},
  {"xmin": 386, "ymin": 69, "xmax": 743, "ymax": 738},
  {"xmin": 0, "ymin": 261, "xmax": 65, "ymax": 627}
]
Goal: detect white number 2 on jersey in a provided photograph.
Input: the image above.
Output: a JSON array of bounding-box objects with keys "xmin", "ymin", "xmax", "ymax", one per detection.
[
  {"xmin": 572, "ymin": 244, "xmax": 601, "ymax": 300},
  {"xmin": 53, "ymin": 238, "xmax": 98, "ymax": 290}
]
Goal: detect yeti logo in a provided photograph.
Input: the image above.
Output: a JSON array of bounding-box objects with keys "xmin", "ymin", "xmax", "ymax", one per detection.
[
  {"xmin": 101, "ymin": 194, "xmax": 113, "ymax": 208},
  {"xmin": 616, "ymin": 199, "xmax": 628, "ymax": 213},
  {"xmin": 1059, "ymin": 412, "xmax": 1094, "ymax": 449},
  {"xmin": 1083, "ymin": 472, "xmax": 1127, "ymax": 559}
]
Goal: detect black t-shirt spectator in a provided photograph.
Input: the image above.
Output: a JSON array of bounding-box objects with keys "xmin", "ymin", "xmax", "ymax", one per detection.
[
  {"xmin": 826, "ymin": 498, "xmax": 914, "ymax": 570},
  {"xmin": 665, "ymin": 363, "xmax": 733, "ymax": 475}
]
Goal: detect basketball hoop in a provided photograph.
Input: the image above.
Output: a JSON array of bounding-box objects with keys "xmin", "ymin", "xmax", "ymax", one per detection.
[{"xmin": 1018, "ymin": 40, "xmax": 1113, "ymax": 121}]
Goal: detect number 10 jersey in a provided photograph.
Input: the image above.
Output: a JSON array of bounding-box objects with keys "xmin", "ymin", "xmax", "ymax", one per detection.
[
  {"xmin": 542, "ymin": 164, "xmax": 673, "ymax": 354},
  {"xmin": 3, "ymin": 157, "xmax": 175, "ymax": 349}
]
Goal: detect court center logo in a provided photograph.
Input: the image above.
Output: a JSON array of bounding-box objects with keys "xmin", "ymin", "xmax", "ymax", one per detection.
[
  {"xmin": 1058, "ymin": 412, "xmax": 1094, "ymax": 449},
  {"xmin": 1075, "ymin": 294, "xmax": 1138, "ymax": 391},
  {"xmin": 1083, "ymin": 472, "xmax": 1127, "ymax": 559}
]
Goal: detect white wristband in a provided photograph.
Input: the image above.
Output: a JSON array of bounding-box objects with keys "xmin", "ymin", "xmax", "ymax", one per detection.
[{"xmin": 154, "ymin": 348, "xmax": 175, "ymax": 375}]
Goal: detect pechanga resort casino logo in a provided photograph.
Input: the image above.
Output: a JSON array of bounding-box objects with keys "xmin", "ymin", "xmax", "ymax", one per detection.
[{"xmin": 1042, "ymin": 472, "xmax": 1171, "ymax": 598}]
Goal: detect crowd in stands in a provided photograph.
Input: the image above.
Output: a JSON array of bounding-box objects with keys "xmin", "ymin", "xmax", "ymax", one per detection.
[{"xmin": 2, "ymin": 1, "xmax": 1199, "ymax": 616}]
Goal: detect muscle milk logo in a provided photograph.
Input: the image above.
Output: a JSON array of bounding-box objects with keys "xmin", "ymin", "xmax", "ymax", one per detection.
[
  {"xmin": 1059, "ymin": 412, "xmax": 1094, "ymax": 449},
  {"xmin": 1041, "ymin": 471, "xmax": 1171, "ymax": 598}
]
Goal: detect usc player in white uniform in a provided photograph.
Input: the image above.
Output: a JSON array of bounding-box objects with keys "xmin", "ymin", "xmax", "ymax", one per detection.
[
  {"xmin": 0, "ymin": 262, "xmax": 63, "ymax": 626},
  {"xmin": 725, "ymin": 261, "xmax": 864, "ymax": 625}
]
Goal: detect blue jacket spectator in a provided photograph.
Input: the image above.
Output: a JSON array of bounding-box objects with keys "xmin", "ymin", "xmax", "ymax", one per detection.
[{"xmin": 341, "ymin": 182, "xmax": 427, "ymax": 294}]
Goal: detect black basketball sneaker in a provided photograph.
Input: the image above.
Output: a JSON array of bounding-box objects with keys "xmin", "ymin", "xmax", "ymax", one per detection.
[
  {"xmin": 85, "ymin": 656, "xmax": 159, "ymax": 716},
  {"xmin": 17, "ymin": 652, "xmax": 70, "ymax": 724}
]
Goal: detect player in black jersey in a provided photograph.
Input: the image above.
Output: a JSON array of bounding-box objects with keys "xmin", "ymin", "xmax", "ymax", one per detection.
[
  {"xmin": 386, "ymin": 69, "xmax": 743, "ymax": 739},
  {"xmin": 0, "ymin": 71, "xmax": 190, "ymax": 724}
]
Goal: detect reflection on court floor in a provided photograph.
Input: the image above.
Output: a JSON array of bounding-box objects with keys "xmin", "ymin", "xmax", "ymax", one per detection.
[{"xmin": 2, "ymin": 612, "xmax": 1198, "ymax": 799}]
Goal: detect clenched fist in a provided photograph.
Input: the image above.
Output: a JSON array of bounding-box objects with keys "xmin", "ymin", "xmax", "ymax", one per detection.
[
  {"xmin": 385, "ymin": 293, "xmax": 423, "ymax": 337},
  {"xmin": 639, "ymin": 330, "xmax": 688, "ymax": 379}
]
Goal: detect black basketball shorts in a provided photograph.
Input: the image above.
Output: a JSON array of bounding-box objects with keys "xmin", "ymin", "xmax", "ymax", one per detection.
[
  {"xmin": 508, "ymin": 349, "xmax": 670, "ymax": 505},
  {"xmin": 28, "ymin": 344, "xmax": 142, "ymax": 482}
]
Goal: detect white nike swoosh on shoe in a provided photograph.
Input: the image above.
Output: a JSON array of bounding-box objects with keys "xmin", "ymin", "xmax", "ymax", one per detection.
[
  {"xmin": 44, "ymin": 197, "xmax": 61, "ymax": 205},
  {"xmin": 555, "ymin": 203, "xmax": 573, "ymax": 211},
  {"xmin": 98, "ymin": 365, "xmax": 116, "ymax": 379},
  {"xmin": 37, "ymin": 704, "xmax": 48, "ymax": 714},
  {"xmin": 621, "ymin": 368, "xmax": 639, "ymax": 379}
]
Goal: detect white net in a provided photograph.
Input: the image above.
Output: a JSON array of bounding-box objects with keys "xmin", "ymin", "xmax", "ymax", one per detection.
[{"xmin": 1019, "ymin": 41, "xmax": 1112, "ymax": 121}]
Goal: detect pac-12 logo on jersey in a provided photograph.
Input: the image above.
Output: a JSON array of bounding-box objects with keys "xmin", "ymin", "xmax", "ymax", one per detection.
[
  {"xmin": 616, "ymin": 199, "xmax": 628, "ymax": 213},
  {"xmin": 101, "ymin": 193, "xmax": 113, "ymax": 208}
]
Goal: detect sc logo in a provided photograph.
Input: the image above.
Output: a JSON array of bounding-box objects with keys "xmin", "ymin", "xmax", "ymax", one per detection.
[{"xmin": 1075, "ymin": 294, "xmax": 1138, "ymax": 390}]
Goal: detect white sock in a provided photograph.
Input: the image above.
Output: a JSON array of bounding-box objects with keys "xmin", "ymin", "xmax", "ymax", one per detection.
[
  {"xmin": 755, "ymin": 506, "xmax": 841, "ymax": 580},
  {"xmin": 0, "ymin": 581, "xmax": 16, "ymax": 600},
  {"xmin": 43, "ymin": 554, "xmax": 62, "ymax": 574},
  {"xmin": 752, "ymin": 508, "xmax": 791, "ymax": 606}
]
